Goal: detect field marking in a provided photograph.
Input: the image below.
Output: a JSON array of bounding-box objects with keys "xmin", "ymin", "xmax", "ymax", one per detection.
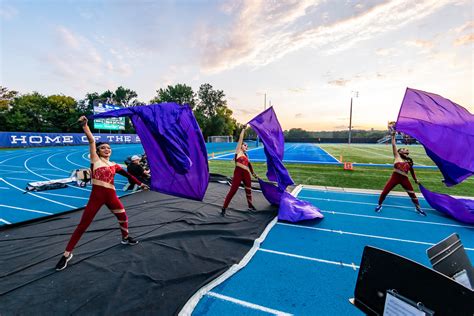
[
  {"xmin": 47, "ymin": 153, "xmax": 72, "ymax": 173},
  {"xmin": 211, "ymin": 147, "xmax": 262, "ymax": 159},
  {"xmin": 318, "ymin": 209, "xmax": 473, "ymax": 229},
  {"xmin": 24, "ymin": 153, "xmax": 90, "ymax": 192},
  {"xmin": 298, "ymin": 195, "xmax": 436, "ymax": 211},
  {"xmin": 259, "ymin": 248, "xmax": 359, "ymax": 270},
  {"xmin": 36, "ymin": 191, "xmax": 89, "ymax": 200},
  {"xmin": 316, "ymin": 145, "xmax": 340, "ymax": 162},
  {"xmin": 0, "ymin": 178, "xmax": 76, "ymax": 209},
  {"xmin": 66, "ymin": 152, "xmax": 88, "ymax": 168},
  {"xmin": 0, "ymin": 218, "xmax": 12, "ymax": 225},
  {"xmin": 206, "ymin": 291, "xmax": 293, "ymax": 316},
  {"xmin": 276, "ymin": 222, "xmax": 474, "ymax": 251},
  {"xmin": 0, "ymin": 204, "xmax": 53, "ymax": 215},
  {"xmin": 0, "ymin": 152, "xmax": 51, "ymax": 164}
]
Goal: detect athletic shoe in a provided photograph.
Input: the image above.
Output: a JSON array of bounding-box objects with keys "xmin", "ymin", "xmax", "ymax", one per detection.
[
  {"xmin": 121, "ymin": 236, "xmax": 139, "ymax": 245},
  {"xmin": 221, "ymin": 208, "xmax": 226, "ymax": 216},
  {"xmin": 416, "ymin": 207, "xmax": 427, "ymax": 216},
  {"xmin": 55, "ymin": 253, "xmax": 73, "ymax": 271},
  {"xmin": 374, "ymin": 205, "xmax": 382, "ymax": 213}
]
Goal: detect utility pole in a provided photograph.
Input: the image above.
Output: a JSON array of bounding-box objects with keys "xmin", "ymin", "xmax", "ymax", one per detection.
[{"xmin": 348, "ymin": 91, "xmax": 359, "ymax": 145}]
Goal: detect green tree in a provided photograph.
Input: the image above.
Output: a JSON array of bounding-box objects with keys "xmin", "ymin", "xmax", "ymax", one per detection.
[
  {"xmin": 150, "ymin": 84, "xmax": 196, "ymax": 108},
  {"xmin": 44, "ymin": 95, "xmax": 78, "ymax": 132},
  {"xmin": 285, "ymin": 128, "xmax": 311, "ymax": 139},
  {"xmin": 194, "ymin": 83, "xmax": 237, "ymax": 139},
  {"xmin": 5, "ymin": 92, "xmax": 47, "ymax": 132},
  {"xmin": 0, "ymin": 86, "xmax": 19, "ymax": 130},
  {"xmin": 113, "ymin": 86, "xmax": 138, "ymax": 106}
]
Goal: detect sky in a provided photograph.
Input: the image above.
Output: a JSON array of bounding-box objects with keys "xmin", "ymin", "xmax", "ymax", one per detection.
[{"xmin": 1, "ymin": 0, "xmax": 473, "ymax": 131}]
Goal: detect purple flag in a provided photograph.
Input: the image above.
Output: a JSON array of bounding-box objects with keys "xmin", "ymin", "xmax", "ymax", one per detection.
[
  {"xmin": 420, "ymin": 185, "xmax": 474, "ymax": 224},
  {"xmin": 91, "ymin": 103, "xmax": 209, "ymax": 201},
  {"xmin": 248, "ymin": 107, "xmax": 294, "ymax": 189},
  {"xmin": 259, "ymin": 179, "xmax": 324, "ymax": 221},
  {"xmin": 396, "ymin": 88, "xmax": 474, "ymax": 186},
  {"xmin": 278, "ymin": 192, "xmax": 324, "ymax": 222},
  {"xmin": 251, "ymin": 108, "xmax": 322, "ymax": 222}
]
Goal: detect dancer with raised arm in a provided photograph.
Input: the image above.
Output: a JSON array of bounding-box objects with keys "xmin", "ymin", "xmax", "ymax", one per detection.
[
  {"xmin": 221, "ymin": 127, "xmax": 257, "ymax": 215},
  {"xmin": 55, "ymin": 116, "xmax": 149, "ymax": 271},
  {"xmin": 375, "ymin": 123, "xmax": 426, "ymax": 216}
]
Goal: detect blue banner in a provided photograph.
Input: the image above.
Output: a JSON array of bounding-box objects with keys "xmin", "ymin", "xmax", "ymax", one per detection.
[{"xmin": 0, "ymin": 132, "xmax": 141, "ymax": 148}]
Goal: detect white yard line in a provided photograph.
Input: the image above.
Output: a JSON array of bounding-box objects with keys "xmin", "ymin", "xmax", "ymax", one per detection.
[
  {"xmin": 259, "ymin": 248, "xmax": 359, "ymax": 270},
  {"xmin": 276, "ymin": 222, "xmax": 474, "ymax": 251},
  {"xmin": 206, "ymin": 292, "xmax": 293, "ymax": 316}
]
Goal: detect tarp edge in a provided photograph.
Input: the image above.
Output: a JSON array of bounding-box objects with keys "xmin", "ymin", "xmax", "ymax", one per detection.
[{"xmin": 178, "ymin": 215, "xmax": 279, "ymax": 316}]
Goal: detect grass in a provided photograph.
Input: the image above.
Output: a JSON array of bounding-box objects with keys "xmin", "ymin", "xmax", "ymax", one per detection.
[
  {"xmin": 320, "ymin": 144, "xmax": 436, "ymax": 166},
  {"xmin": 209, "ymin": 160, "xmax": 474, "ymax": 198}
]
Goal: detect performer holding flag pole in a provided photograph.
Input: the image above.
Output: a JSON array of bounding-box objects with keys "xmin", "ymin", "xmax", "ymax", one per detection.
[
  {"xmin": 55, "ymin": 116, "xmax": 149, "ymax": 271},
  {"xmin": 221, "ymin": 126, "xmax": 258, "ymax": 215},
  {"xmin": 375, "ymin": 122, "xmax": 426, "ymax": 216}
]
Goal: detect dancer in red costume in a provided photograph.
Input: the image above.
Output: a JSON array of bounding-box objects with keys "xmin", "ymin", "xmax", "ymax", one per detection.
[
  {"xmin": 55, "ymin": 116, "xmax": 149, "ymax": 271},
  {"xmin": 375, "ymin": 126, "xmax": 426, "ymax": 216},
  {"xmin": 221, "ymin": 127, "xmax": 258, "ymax": 215}
]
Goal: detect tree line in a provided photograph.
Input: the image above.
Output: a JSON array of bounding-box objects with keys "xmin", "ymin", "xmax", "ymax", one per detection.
[
  {"xmin": 1, "ymin": 85, "xmax": 386, "ymax": 141},
  {"xmin": 0, "ymin": 84, "xmax": 243, "ymax": 140}
]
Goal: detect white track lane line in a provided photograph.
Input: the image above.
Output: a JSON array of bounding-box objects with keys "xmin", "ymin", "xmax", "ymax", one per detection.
[
  {"xmin": 0, "ymin": 218, "xmax": 12, "ymax": 225},
  {"xmin": 36, "ymin": 191, "xmax": 89, "ymax": 200},
  {"xmin": 318, "ymin": 209, "xmax": 473, "ymax": 229},
  {"xmin": 66, "ymin": 152, "xmax": 88, "ymax": 168},
  {"xmin": 206, "ymin": 292, "xmax": 293, "ymax": 316},
  {"xmin": 259, "ymin": 248, "xmax": 359, "ymax": 270},
  {"xmin": 0, "ymin": 204, "xmax": 53, "ymax": 215},
  {"xmin": 299, "ymin": 195, "xmax": 436, "ymax": 211},
  {"xmin": 276, "ymin": 222, "xmax": 474, "ymax": 251},
  {"xmin": 25, "ymin": 153, "xmax": 90, "ymax": 192},
  {"xmin": 0, "ymin": 152, "xmax": 51, "ymax": 164},
  {"xmin": 0, "ymin": 178, "xmax": 76, "ymax": 209}
]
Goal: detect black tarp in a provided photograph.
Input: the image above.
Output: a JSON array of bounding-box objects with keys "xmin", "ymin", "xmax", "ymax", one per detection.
[{"xmin": 0, "ymin": 179, "xmax": 277, "ymax": 315}]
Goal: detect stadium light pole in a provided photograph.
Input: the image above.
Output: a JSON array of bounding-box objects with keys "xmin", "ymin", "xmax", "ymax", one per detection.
[
  {"xmin": 264, "ymin": 93, "xmax": 267, "ymax": 110},
  {"xmin": 348, "ymin": 91, "xmax": 359, "ymax": 145}
]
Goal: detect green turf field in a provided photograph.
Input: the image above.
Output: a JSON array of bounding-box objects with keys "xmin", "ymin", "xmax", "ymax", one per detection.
[{"xmin": 209, "ymin": 144, "xmax": 474, "ymax": 197}]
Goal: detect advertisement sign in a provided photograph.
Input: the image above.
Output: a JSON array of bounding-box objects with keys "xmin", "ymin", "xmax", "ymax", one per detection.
[
  {"xmin": 0, "ymin": 132, "xmax": 141, "ymax": 147},
  {"xmin": 93, "ymin": 101, "xmax": 125, "ymax": 130}
]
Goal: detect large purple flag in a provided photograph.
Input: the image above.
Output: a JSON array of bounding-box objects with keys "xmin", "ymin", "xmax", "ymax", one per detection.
[
  {"xmin": 250, "ymin": 108, "xmax": 322, "ymax": 222},
  {"xmin": 248, "ymin": 107, "xmax": 294, "ymax": 189},
  {"xmin": 258, "ymin": 179, "xmax": 323, "ymax": 221},
  {"xmin": 396, "ymin": 88, "xmax": 474, "ymax": 186},
  {"xmin": 91, "ymin": 103, "xmax": 209, "ymax": 201},
  {"xmin": 420, "ymin": 185, "xmax": 474, "ymax": 224}
]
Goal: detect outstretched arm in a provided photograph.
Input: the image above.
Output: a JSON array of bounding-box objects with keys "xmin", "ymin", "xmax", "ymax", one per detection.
[
  {"xmin": 79, "ymin": 116, "xmax": 99, "ymax": 162},
  {"xmin": 391, "ymin": 132, "xmax": 400, "ymax": 160},
  {"xmin": 235, "ymin": 127, "xmax": 246, "ymax": 154}
]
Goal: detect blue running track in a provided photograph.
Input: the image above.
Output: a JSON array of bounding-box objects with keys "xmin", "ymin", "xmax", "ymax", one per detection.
[{"xmin": 193, "ymin": 187, "xmax": 474, "ymax": 315}]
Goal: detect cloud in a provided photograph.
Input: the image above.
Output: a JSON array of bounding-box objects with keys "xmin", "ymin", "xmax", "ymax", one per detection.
[
  {"xmin": 375, "ymin": 48, "xmax": 396, "ymax": 56},
  {"xmin": 328, "ymin": 78, "xmax": 350, "ymax": 86},
  {"xmin": 288, "ymin": 87, "xmax": 306, "ymax": 93},
  {"xmin": 44, "ymin": 26, "xmax": 134, "ymax": 92},
  {"xmin": 454, "ymin": 34, "xmax": 474, "ymax": 46},
  {"xmin": 454, "ymin": 21, "xmax": 474, "ymax": 33},
  {"xmin": 0, "ymin": 5, "xmax": 18, "ymax": 20},
  {"xmin": 405, "ymin": 39, "xmax": 434, "ymax": 49},
  {"xmin": 197, "ymin": 0, "xmax": 451, "ymax": 73}
]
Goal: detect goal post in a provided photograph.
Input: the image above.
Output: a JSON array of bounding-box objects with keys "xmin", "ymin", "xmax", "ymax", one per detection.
[{"xmin": 207, "ymin": 135, "xmax": 233, "ymax": 143}]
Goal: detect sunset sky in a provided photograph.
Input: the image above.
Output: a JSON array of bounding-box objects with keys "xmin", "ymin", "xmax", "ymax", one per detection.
[{"xmin": 1, "ymin": 0, "xmax": 473, "ymax": 131}]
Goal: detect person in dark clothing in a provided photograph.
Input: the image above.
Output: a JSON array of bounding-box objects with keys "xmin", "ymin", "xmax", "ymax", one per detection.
[{"xmin": 127, "ymin": 155, "xmax": 150, "ymax": 186}]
